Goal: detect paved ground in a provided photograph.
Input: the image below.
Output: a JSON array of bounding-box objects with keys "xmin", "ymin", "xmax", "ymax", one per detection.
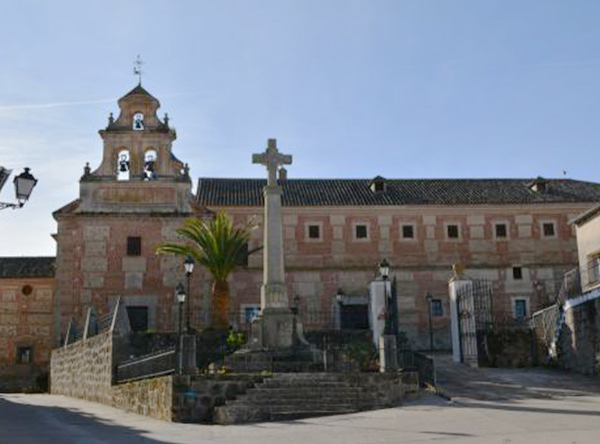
[
  {"xmin": 2, "ymin": 360, "xmax": 600, "ymax": 444},
  {"xmin": 433, "ymin": 353, "xmax": 600, "ymax": 401}
]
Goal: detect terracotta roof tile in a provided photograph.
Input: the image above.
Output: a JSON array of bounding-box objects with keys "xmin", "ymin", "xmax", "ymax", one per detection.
[
  {"xmin": 196, "ymin": 178, "xmax": 600, "ymax": 207},
  {"xmin": 0, "ymin": 257, "xmax": 55, "ymax": 278}
]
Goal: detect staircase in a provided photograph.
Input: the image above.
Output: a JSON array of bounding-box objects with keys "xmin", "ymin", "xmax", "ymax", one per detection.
[{"xmin": 214, "ymin": 372, "xmax": 403, "ymax": 424}]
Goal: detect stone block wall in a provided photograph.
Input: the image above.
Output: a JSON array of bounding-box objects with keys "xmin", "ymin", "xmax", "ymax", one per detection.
[
  {"xmin": 50, "ymin": 330, "xmax": 114, "ymax": 404},
  {"xmin": 112, "ymin": 376, "xmax": 173, "ymax": 421},
  {"xmin": 558, "ymin": 299, "xmax": 600, "ymax": 375},
  {"xmin": 51, "ymin": 332, "xmax": 178, "ymax": 422}
]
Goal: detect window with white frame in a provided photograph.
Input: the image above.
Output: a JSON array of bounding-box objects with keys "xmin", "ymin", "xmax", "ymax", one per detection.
[
  {"xmin": 494, "ymin": 222, "xmax": 508, "ymax": 239},
  {"xmin": 241, "ymin": 304, "xmax": 260, "ymax": 324},
  {"xmin": 401, "ymin": 223, "xmax": 416, "ymax": 240},
  {"xmin": 445, "ymin": 223, "xmax": 460, "ymax": 240},
  {"xmin": 431, "ymin": 299, "xmax": 443, "ymax": 316},
  {"xmin": 353, "ymin": 223, "xmax": 369, "ymax": 241},
  {"xmin": 541, "ymin": 221, "xmax": 557, "ymax": 238},
  {"xmin": 305, "ymin": 222, "xmax": 323, "ymax": 241},
  {"xmin": 514, "ymin": 299, "xmax": 527, "ymax": 320},
  {"xmin": 512, "ymin": 266, "xmax": 523, "ymax": 280}
]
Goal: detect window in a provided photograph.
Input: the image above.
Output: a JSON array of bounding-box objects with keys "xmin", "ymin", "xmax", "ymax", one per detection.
[
  {"xmin": 512, "ymin": 267, "xmax": 523, "ymax": 280},
  {"xmin": 127, "ymin": 236, "xmax": 142, "ymax": 256},
  {"xmin": 308, "ymin": 224, "xmax": 321, "ymax": 239},
  {"xmin": 446, "ymin": 224, "xmax": 459, "ymax": 239},
  {"xmin": 126, "ymin": 306, "xmax": 149, "ymax": 332},
  {"xmin": 495, "ymin": 223, "xmax": 508, "ymax": 239},
  {"xmin": 355, "ymin": 224, "xmax": 368, "ymax": 240},
  {"xmin": 374, "ymin": 181, "xmax": 384, "ymax": 192},
  {"xmin": 242, "ymin": 305, "xmax": 260, "ymax": 324},
  {"xmin": 402, "ymin": 225, "xmax": 414, "ymax": 239},
  {"xmin": 431, "ymin": 299, "xmax": 443, "ymax": 317},
  {"xmin": 16, "ymin": 346, "xmax": 33, "ymax": 364},
  {"xmin": 514, "ymin": 299, "xmax": 527, "ymax": 320},
  {"xmin": 542, "ymin": 222, "xmax": 556, "ymax": 237}
]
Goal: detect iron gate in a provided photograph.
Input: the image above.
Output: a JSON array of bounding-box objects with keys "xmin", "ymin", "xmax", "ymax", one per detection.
[{"xmin": 456, "ymin": 279, "xmax": 493, "ymax": 366}]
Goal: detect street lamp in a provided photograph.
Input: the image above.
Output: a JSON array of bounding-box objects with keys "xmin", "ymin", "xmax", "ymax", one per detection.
[
  {"xmin": 425, "ymin": 292, "xmax": 434, "ymax": 353},
  {"xmin": 336, "ymin": 288, "xmax": 344, "ymax": 330},
  {"xmin": 0, "ymin": 167, "xmax": 38, "ymax": 210},
  {"xmin": 184, "ymin": 256, "xmax": 195, "ymax": 333},
  {"xmin": 176, "ymin": 283, "xmax": 186, "ymax": 375},
  {"xmin": 379, "ymin": 259, "xmax": 391, "ymax": 334}
]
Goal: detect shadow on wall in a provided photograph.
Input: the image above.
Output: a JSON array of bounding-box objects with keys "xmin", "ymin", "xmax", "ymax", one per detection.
[{"xmin": 0, "ymin": 396, "xmax": 171, "ymax": 444}]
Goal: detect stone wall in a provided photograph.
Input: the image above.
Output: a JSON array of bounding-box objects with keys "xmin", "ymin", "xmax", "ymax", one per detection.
[
  {"xmin": 0, "ymin": 276, "xmax": 54, "ymax": 392},
  {"xmin": 51, "ymin": 332, "xmax": 177, "ymax": 421},
  {"xmin": 558, "ymin": 299, "xmax": 600, "ymax": 375},
  {"xmin": 112, "ymin": 376, "xmax": 173, "ymax": 421},
  {"xmin": 50, "ymin": 330, "xmax": 114, "ymax": 404}
]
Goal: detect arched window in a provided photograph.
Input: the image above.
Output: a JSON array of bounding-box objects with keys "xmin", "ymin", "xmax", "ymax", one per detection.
[
  {"xmin": 117, "ymin": 149, "xmax": 130, "ymax": 181},
  {"xmin": 143, "ymin": 149, "xmax": 158, "ymax": 180},
  {"xmin": 133, "ymin": 113, "xmax": 144, "ymax": 131}
]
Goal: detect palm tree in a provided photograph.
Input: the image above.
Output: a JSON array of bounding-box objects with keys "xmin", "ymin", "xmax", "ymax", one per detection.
[{"xmin": 156, "ymin": 211, "xmax": 258, "ymax": 330}]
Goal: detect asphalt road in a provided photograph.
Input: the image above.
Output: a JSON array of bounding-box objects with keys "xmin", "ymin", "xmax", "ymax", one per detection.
[{"xmin": 2, "ymin": 390, "xmax": 600, "ymax": 444}]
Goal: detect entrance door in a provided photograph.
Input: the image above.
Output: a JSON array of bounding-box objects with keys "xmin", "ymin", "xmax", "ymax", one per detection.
[{"xmin": 340, "ymin": 304, "xmax": 369, "ymax": 330}]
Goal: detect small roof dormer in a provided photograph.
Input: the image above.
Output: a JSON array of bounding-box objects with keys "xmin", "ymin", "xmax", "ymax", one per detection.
[
  {"xmin": 529, "ymin": 176, "xmax": 548, "ymax": 193},
  {"xmin": 369, "ymin": 175, "xmax": 387, "ymax": 193}
]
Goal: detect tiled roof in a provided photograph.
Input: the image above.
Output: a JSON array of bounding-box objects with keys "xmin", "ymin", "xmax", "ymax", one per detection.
[
  {"xmin": 119, "ymin": 84, "xmax": 159, "ymax": 104},
  {"xmin": 196, "ymin": 178, "xmax": 600, "ymax": 207},
  {"xmin": 0, "ymin": 257, "xmax": 56, "ymax": 278}
]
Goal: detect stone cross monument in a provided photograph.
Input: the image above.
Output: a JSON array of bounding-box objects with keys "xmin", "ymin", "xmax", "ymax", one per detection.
[
  {"xmin": 229, "ymin": 138, "xmax": 319, "ymax": 369},
  {"xmin": 252, "ymin": 138, "xmax": 292, "ymax": 311},
  {"xmin": 245, "ymin": 138, "xmax": 298, "ymax": 349}
]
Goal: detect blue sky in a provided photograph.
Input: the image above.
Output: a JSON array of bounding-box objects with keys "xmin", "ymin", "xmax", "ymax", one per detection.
[{"xmin": 1, "ymin": 0, "xmax": 600, "ymax": 256}]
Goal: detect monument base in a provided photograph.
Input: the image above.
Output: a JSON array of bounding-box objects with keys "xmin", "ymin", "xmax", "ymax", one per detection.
[{"xmin": 227, "ymin": 308, "xmax": 322, "ymax": 372}]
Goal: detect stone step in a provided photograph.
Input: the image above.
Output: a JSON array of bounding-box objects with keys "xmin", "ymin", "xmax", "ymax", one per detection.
[
  {"xmin": 214, "ymin": 404, "xmax": 365, "ymax": 424},
  {"xmin": 260, "ymin": 381, "xmax": 358, "ymax": 389},
  {"xmin": 243, "ymin": 389, "xmax": 373, "ymax": 400}
]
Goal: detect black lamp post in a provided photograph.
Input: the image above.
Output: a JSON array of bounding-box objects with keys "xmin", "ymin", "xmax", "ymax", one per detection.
[
  {"xmin": 0, "ymin": 167, "xmax": 38, "ymax": 210},
  {"xmin": 184, "ymin": 256, "xmax": 194, "ymax": 333},
  {"xmin": 379, "ymin": 259, "xmax": 390, "ymax": 334},
  {"xmin": 336, "ymin": 288, "xmax": 344, "ymax": 330},
  {"xmin": 425, "ymin": 292, "xmax": 434, "ymax": 353},
  {"xmin": 176, "ymin": 283, "xmax": 186, "ymax": 375}
]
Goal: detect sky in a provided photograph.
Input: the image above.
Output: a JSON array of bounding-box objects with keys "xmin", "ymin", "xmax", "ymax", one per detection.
[{"xmin": 1, "ymin": 0, "xmax": 600, "ymax": 256}]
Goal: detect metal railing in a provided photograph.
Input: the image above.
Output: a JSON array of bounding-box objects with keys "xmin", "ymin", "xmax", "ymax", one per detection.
[
  {"xmin": 190, "ymin": 309, "xmax": 367, "ymax": 333},
  {"xmin": 114, "ymin": 346, "xmax": 177, "ymax": 384},
  {"xmin": 583, "ymin": 259, "xmax": 600, "ymax": 289},
  {"xmin": 398, "ymin": 350, "xmax": 435, "ymax": 386}
]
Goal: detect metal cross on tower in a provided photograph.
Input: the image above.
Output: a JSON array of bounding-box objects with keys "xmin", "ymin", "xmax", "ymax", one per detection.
[{"xmin": 133, "ymin": 55, "xmax": 144, "ymax": 85}]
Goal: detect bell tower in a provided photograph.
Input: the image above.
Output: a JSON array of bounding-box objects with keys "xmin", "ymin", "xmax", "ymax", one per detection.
[{"xmin": 77, "ymin": 84, "xmax": 193, "ymax": 214}]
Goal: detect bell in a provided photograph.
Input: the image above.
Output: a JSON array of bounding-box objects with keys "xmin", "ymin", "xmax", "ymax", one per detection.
[
  {"xmin": 119, "ymin": 161, "xmax": 129, "ymax": 173},
  {"xmin": 145, "ymin": 160, "xmax": 155, "ymax": 172}
]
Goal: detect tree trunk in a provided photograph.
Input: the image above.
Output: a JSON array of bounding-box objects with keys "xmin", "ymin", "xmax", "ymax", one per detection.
[{"xmin": 211, "ymin": 279, "xmax": 230, "ymax": 330}]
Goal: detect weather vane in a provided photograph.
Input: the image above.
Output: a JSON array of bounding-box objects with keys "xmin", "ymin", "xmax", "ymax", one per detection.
[{"xmin": 133, "ymin": 55, "xmax": 144, "ymax": 85}]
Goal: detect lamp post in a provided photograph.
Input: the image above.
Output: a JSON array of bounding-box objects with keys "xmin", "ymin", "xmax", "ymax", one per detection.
[
  {"xmin": 379, "ymin": 259, "xmax": 390, "ymax": 334},
  {"xmin": 176, "ymin": 283, "xmax": 186, "ymax": 375},
  {"xmin": 425, "ymin": 292, "xmax": 434, "ymax": 353},
  {"xmin": 184, "ymin": 256, "xmax": 194, "ymax": 333},
  {"xmin": 0, "ymin": 167, "xmax": 38, "ymax": 210},
  {"xmin": 336, "ymin": 288, "xmax": 344, "ymax": 330}
]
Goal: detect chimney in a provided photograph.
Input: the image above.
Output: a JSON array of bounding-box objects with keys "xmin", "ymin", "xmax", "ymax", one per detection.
[{"xmin": 278, "ymin": 167, "xmax": 288, "ymax": 182}]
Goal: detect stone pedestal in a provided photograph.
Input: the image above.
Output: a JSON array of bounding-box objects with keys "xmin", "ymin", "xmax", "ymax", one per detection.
[{"xmin": 379, "ymin": 334, "xmax": 398, "ymax": 373}]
